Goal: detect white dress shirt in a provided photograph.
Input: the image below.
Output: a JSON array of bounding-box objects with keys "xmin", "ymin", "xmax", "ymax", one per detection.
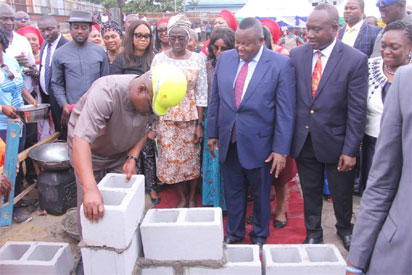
[
  {"xmin": 40, "ymin": 34, "xmax": 62, "ymax": 95},
  {"xmin": 234, "ymin": 45, "xmax": 264, "ymax": 100},
  {"xmin": 341, "ymin": 20, "xmax": 363, "ymax": 47},
  {"xmin": 312, "ymin": 38, "xmax": 337, "ymax": 73}
]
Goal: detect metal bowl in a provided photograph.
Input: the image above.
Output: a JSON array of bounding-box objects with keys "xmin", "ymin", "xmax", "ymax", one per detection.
[
  {"xmin": 16, "ymin": 104, "xmax": 50, "ymax": 123},
  {"xmin": 28, "ymin": 142, "xmax": 71, "ymax": 171}
]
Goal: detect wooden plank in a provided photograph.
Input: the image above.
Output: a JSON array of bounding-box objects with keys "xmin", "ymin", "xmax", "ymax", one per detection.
[
  {"xmin": 18, "ymin": 132, "xmax": 60, "ymax": 162},
  {"xmin": 13, "ymin": 183, "xmax": 36, "ymax": 204}
]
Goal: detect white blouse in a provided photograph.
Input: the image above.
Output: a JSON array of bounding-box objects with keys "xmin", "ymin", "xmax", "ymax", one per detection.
[{"xmin": 365, "ymin": 57, "xmax": 388, "ymax": 138}]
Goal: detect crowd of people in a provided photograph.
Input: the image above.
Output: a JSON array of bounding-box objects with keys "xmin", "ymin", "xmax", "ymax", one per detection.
[{"xmin": 1, "ymin": 0, "xmax": 412, "ymax": 274}]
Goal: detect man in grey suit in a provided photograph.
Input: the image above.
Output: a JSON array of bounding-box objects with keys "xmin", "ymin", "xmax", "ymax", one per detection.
[{"xmin": 347, "ymin": 64, "xmax": 412, "ymax": 275}]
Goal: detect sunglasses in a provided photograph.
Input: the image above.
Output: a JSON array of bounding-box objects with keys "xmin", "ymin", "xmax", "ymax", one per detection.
[
  {"xmin": 134, "ymin": 33, "xmax": 151, "ymax": 40},
  {"xmin": 15, "ymin": 17, "xmax": 29, "ymax": 21},
  {"xmin": 157, "ymin": 28, "xmax": 167, "ymax": 33},
  {"xmin": 212, "ymin": 44, "xmax": 229, "ymax": 51}
]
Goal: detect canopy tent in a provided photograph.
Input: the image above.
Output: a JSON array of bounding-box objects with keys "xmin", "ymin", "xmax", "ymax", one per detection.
[{"xmin": 236, "ymin": 0, "xmax": 314, "ymax": 18}]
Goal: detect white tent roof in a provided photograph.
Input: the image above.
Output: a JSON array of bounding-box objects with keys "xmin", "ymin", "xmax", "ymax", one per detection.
[{"xmin": 236, "ymin": 0, "xmax": 315, "ymax": 18}]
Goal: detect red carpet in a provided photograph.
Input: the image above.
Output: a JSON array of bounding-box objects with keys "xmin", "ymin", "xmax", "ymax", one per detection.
[{"xmin": 155, "ymin": 180, "xmax": 306, "ymax": 244}]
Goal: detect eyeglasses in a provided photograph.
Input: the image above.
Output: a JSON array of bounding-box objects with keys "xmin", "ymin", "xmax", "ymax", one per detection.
[
  {"xmin": 134, "ymin": 33, "xmax": 151, "ymax": 40},
  {"xmin": 169, "ymin": 36, "xmax": 187, "ymax": 42},
  {"xmin": 212, "ymin": 44, "xmax": 229, "ymax": 51},
  {"xmin": 157, "ymin": 28, "xmax": 167, "ymax": 33},
  {"xmin": 15, "ymin": 17, "xmax": 29, "ymax": 21}
]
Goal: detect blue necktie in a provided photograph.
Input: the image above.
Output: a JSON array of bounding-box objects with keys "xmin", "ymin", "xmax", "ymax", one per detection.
[{"xmin": 44, "ymin": 43, "xmax": 52, "ymax": 94}]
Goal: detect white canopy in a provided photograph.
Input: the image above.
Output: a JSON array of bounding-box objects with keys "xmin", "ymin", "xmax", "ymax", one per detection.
[{"xmin": 236, "ymin": 0, "xmax": 315, "ymax": 18}]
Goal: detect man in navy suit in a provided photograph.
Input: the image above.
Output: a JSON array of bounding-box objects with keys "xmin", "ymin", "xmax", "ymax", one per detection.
[
  {"xmin": 338, "ymin": 0, "xmax": 380, "ymax": 57},
  {"xmin": 206, "ymin": 18, "xmax": 296, "ymax": 246},
  {"xmin": 290, "ymin": 4, "xmax": 368, "ymax": 250},
  {"xmin": 38, "ymin": 15, "xmax": 68, "ymax": 138}
]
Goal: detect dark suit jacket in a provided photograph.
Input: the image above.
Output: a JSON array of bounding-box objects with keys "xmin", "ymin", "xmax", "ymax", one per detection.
[
  {"xmin": 39, "ymin": 35, "xmax": 69, "ymax": 95},
  {"xmin": 338, "ymin": 22, "xmax": 381, "ymax": 58},
  {"xmin": 206, "ymin": 47, "xmax": 296, "ymax": 169},
  {"xmin": 290, "ymin": 40, "xmax": 368, "ymax": 163}
]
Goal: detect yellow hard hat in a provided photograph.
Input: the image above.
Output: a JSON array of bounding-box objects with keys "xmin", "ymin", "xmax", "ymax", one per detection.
[{"xmin": 151, "ymin": 64, "xmax": 187, "ymax": 116}]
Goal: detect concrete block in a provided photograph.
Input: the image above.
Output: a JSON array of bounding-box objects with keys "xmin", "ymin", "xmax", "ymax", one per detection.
[
  {"xmin": 263, "ymin": 244, "xmax": 346, "ymax": 275},
  {"xmin": 81, "ymin": 229, "xmax": 141, "ymax": 275},
  {"xmin": 80, "ymin": 173, "xmax": 145, "ymax": 249},
  {"xmin": 141, "ymin": 266, "xmax": 175, "ymax": 275},
  {"xmin": 141, "ymin": 207, "xmax": 224, "ymax": 261},
  {"xmin": 185, "ymin": 244, "xmax": 261, "ymax": 274},
  {"xmin": 0, "ymin": 241, "xmax": 74, "ymax": 275}
]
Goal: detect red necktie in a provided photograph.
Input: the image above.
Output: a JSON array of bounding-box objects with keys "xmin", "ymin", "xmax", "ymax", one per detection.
[
  {"xmin": 312, "ymin": 51, "xmax": 323, "ymax": 97},
  {"xmin": 234, "ymin": 62, "xmax": 249, "ymax": 108}
]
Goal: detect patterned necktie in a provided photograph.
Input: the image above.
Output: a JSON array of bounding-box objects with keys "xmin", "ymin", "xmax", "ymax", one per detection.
[
  {"xmin": 312, "ymin": 51, "xmax": 323, "ymax": 97},
  {"xmin": 234, "ymin": 62, "xmax": 249, "ymax": 108},
  {"xmin": 44, "ymin": 43, "xmax": 52, "ymax": 94}
]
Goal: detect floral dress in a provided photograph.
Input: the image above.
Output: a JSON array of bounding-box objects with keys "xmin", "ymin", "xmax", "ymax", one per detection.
[{"xmin": 152, "ymin": 51, "xmax": 207, "ymax": 184}]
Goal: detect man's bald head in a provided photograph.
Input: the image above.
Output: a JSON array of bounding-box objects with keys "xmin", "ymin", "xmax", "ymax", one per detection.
[
  {"xmin": 0, "ymin": 3, "xmax": 15, "ymax": 17},
  {"xmin": 129, "ymin": 72, "xmax": 153, "ymax": 115},
  {"xmin": 38, "ymin": 15, "xmax": 60, "ymax": 44}
]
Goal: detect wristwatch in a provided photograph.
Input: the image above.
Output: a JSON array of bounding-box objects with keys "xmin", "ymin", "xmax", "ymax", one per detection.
[{"xmin": 126, "ymin": 155, "xmax": 139, "ymax": 162}]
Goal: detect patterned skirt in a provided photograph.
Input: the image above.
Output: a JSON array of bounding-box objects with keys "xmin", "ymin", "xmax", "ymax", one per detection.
[{"xmin": 156, "ymin": 120, "xmax": 200, "ymax": 184}]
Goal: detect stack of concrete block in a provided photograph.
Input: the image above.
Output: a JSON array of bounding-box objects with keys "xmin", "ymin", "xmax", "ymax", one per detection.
[
  {"xmin": 80, "ymin": 174, "xmax": 145, "ymax": 275},
  {"xmin": 263, "ymin": 244, "xmax": 346, "ymax": 275},
  {"xmin": 140, "ymin": 207, "xmax": 224, "ymax": 261},
  {"xmin": 185, "ymin": 244, "xmax": 261, "ymax": 274},
  {"xmin": 0, "ymin": 241, "xmax": 74, "ymax": 275}
]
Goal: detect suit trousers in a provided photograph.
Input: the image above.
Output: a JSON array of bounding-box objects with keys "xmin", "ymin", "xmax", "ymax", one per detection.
[
  {"xmin": 360, "ymin": 134, "xmax": 377, "ymax": 193},
  {"xmin": 296, "ymin": 136, "xmax": 354, "ymax": 238},
  {"xmin": 221, "ymin": 142, "xmax": 272, "ymax": 241}
]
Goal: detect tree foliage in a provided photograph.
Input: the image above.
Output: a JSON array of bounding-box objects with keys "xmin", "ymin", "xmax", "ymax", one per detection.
[{"xmin": 88, "ymin": 0, "xmax": 184, "ymax": 12}]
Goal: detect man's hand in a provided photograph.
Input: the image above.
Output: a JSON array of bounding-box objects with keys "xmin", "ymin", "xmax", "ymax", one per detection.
[
  {"xmin": 83, "ymin": 186, "xmax": 104, "ymax": 222},
  {"xmin": 0, "ymin": 174, "xmax": 12, "ymax": 197},
  {"xmin": 123, "ymin": 158, "xmax": 137, "ymax": 181},
  {"xmin": 265, "ymin": 153, "xmax": 286, "ymax": 178},
  {"xmin": 15, "ymin": 54, "xmax": 30, "ymax": 67},
  {"xmin": 2, "ymin": 105, "xmax": 19, "ymax": 119},
  {"xmin": 61, "ymin": 103, "xmax": 71, "ymax": 126},
  {"xmin": 147, "ymin": 130, "xmax": 157, "ymax": 140},
  {"xmin": 338, "ymin": 154, "xmax": 356, "ymax": 172},
  {"xmin": 194, "ymin": 125, "xmax": 203, "ymax": 144},
  {"xmin": 208, "ymin": 138, "xmax": 219, "ymax": 158}
]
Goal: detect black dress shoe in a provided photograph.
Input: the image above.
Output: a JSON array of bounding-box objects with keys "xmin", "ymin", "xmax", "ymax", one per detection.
[
  {"xmin": 338, "ymin": 233, "xmax": 352, "ymax": 251},
  {"xmin": 302, "ymin": 236, "xmax": 323, "ymax": 244},
  {"xmin": 273, "ymin": 213, "xmax": 288, "ymax": 229},
  {"xmin": 224, "ymin": 236, "xmax": 243, "ymax": 244}
]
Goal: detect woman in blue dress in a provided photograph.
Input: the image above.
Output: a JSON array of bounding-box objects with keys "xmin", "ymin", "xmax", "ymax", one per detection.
[{"xmin": 202, "ymin": 27, "xmax": 235, "ymax": 209}]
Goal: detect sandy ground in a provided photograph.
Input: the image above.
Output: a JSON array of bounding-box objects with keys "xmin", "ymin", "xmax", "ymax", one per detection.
[{"xmin": 0, "ymin": 187, "xmax": 360, "ymax": 267}]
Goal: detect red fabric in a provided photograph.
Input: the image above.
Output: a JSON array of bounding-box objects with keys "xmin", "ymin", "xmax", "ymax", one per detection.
[
  {"xmin": 16, "ymin": 26, "xmax": 44, "ymax": 47},
  {"xmin": 156, "ymin": 18, "xmax": 169, "ymax": 28},
  {"xmin": 273, "ymin": 158, "xmax": 297, "ymax": 185},
  {"xmin": 201, "ymin": 40, "xmax": 209, "ymax": 56},
  {"xmin": 260, "ymin": 19, "xmax": 282, "ymax": 44},
  {"xmin": 92, "ymin": 24, "xmax": 101, "ymax": 32},
  {"xmin": 155, "ymin": 180, "xmax": 306, "ymax": 244},
  {"xmin": 217, "ymin": 9, "xmax": 238, "ymax": 32}
]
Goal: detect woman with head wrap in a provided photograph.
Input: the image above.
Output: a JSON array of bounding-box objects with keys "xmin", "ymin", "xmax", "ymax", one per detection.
[
  {"xmin": 101, "ymin": 21, "xmax": 123, "ymax": 65},
  {"xmin": 201, "ymin": 9, "xmax": 238, "ymax": 56},
  {"xmin": 260, "ymin": 19, "xmax": 289, "ymax": 56},
  {"xmin": 201, "ymin": 27, "xmax": 235, "ymax": 209},
  {"xmin": 88, "ymin": 24, "xmax": 103, "ymax": 46},
  {"xmin": 16, "ymin": 26, "xmax": 44, "ymax": 64},
  {"xmin": 152, "ymin": 14, "xmax": 208, "ymax": 207},
  {"xmin": 109, "ymin": 20, "xmax": 159, "ymax": 204},
  {"xmin": 155, "ymin": 18, "xmax": 170, "ymax": 52}
]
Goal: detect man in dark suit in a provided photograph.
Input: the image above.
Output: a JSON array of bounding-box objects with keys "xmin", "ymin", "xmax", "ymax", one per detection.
[
  {"xmin": 290, "ymin": 4, "xmax": 368, "ymax": 250},
  {"xmin": 38, "ymin": 15, "xmax": 68, "ymax": 138},
  {"xmin": 206, "ymin": 18, "xmax": 296, "ymax": 246},
  {"xmin": 338, "ymin": 0, "xmax": 380, "ymax": 57}
]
